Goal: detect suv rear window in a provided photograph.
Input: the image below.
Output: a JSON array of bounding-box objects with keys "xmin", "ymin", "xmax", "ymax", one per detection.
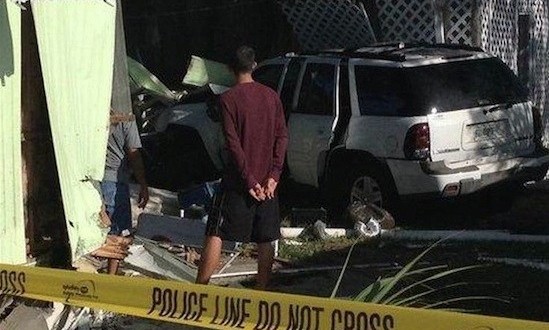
[{"xmin": 355, "ymin": 58, "xmax": 528, "ymax": 117}]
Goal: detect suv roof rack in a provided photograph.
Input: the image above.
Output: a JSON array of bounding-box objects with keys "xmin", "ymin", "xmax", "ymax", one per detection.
[
  {"xmin": 315, "ymin": 49, "xmax": 407, "ymax": 62},
  {"xmin": 409, "ymin": 42, "xmax": 484, "ymax": 52},
  {"xmin": 301, "ymin": 42, "xmax": 484, "ymax": 62}
]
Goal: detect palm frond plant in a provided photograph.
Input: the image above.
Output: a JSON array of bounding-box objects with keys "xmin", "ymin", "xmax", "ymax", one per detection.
[{"xmin": 331, "ymin": 238, "xmax": 508, "ymax": 312}]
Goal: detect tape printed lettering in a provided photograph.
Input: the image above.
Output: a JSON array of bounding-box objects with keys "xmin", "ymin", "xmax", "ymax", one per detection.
[
  {"xmin": 148, "ymin": 287, "xmax": 208, "ymax": 323},
  {"xmin": 210, "ymin": 295, "xmax": 251, "ymax": 328},
  {"xmin": 0, "ymin": 270, "xmax": 26, "ymax": 295},
  {"xmin": 331, "ymin": 309, "xmax": 395, "ymax": 330}
]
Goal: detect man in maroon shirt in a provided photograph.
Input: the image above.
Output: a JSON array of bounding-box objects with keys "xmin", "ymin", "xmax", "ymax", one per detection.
[{"xmin": 196, "ymin": 46, "xmax": 288, "ymax": 289}]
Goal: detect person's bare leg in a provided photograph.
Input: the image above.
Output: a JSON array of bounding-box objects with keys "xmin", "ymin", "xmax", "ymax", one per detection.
[
  {"xmin": 196, "ymin": 236, "xmax": 223, "ymax": 284},
  {"xmin": 256, "ymin": 242, "xmax": 275, "ymax": 290},
  {"xmin": 107, "ymin": 259, "xmax": 120, "ymax": 275}
]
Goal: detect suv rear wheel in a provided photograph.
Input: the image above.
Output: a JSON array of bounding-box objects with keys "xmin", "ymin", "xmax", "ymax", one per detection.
[
  {"xmin": 327, "ymin": 163, "xmax": 398, "ymax": 225},
  {"xmin": 350, "ymin": 175, "xmax": 384, "ymax": 207}
]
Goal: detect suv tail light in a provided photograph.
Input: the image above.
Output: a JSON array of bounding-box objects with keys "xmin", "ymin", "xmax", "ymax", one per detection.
[
  {"xmin": 532, "ymin": 106, "xmax": 543, "ymax": 148},
  {"xmin": 404, "ymin": 123, "xmax": 430, "ymax": 160}
]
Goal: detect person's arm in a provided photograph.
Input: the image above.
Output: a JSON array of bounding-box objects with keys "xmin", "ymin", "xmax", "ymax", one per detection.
[
  {"xmin": 127, "ymin": 149, "xmax": 149, "ymax": 208},
  {"xmin": 125, "ymin": 121, "xmax": 149, "ymax": 208},
  {"xmin": 265, "ymin": 97, "xmax": 289, "ymax": 199}
]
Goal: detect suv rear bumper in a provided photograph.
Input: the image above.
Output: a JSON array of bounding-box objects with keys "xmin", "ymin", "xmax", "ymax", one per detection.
[{"xmin": 387, "ymin": 151, "xmax": 549, "ymax": 197}]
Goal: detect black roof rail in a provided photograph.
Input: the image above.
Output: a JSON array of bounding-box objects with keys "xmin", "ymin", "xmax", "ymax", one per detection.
[
  {"xmin": 344, "ymin": 42, "xmax": 485, "ymax": 53},
  {"xmin": 372, "ymin": 42, "xmax": 484, "ymax": 53},
  {"xmin": 295, "ymin": 42, "xmax": 484, "ymax": 62},
  {"xmin": 409, "ymin": 42, "xmax": 484, "ymax": 52},
  {"xmin": 315, "ymin": 49, "xmax": 406, "ymax": 62}
]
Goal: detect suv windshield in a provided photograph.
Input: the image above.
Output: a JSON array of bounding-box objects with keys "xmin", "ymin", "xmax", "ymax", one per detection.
[{"xmin": 355, "ymin": 58, "xmax": 528, "ymax": 116}]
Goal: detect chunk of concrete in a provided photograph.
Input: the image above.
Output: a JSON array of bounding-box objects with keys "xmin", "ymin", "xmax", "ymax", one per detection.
[
  {"xmin": 135, "ymin": 213, "xmax": 237, "ymax": 250},
  {"xmin": 124, "ymin": 242, "xmax": 196, "ymax": 282},
  {"xmin": 0, "ymin": 305, "xmax": 48, "ymax": 330}
]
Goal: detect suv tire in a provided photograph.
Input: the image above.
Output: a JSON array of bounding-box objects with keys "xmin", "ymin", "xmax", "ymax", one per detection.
[{"xmin": 326, "ymin": 163, "xmax": 398, "ymax": 225}]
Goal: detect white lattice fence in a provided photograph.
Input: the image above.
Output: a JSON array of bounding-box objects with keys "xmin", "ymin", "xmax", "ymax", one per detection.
[
  {"xmin": 477, "ymin": 0, "xmax": 518, "ymax": 71},
  {"xmin": 279, "ymin": 0, "xmax": 376, "ymax": 51},
  {"xmin": 527, "ymin": 0, "xmax": 549, "ymax": 143},
  {"xmin": 376, "ymin": 0, "xmax": 437, "ymax": 42},
  {"xmin": 445, "ymin": 0, "xmax": 474, "ymax": 45}
]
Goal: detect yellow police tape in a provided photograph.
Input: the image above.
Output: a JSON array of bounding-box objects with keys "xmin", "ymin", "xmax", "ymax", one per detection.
[{"xmin": 1, "ymin": 264, "xmax": 547, "ymax": 330}]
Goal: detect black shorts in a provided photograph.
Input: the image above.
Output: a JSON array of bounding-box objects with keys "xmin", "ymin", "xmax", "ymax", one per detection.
[{"xmin": 205, "ymin": 189, "xmax": 281, "ymax": 243}]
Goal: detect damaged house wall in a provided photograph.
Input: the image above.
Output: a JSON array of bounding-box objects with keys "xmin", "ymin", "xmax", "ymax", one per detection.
[
  {"xmin": 0, "ymin": 2, "xmax": 69, "ymax": 265},
  {"xmin": 0, "ymin": 0, "xmax": 26, "ymax": 264},
  {"xmin": 31, "ymin": 0, "xmax": 117, "ymax": 259},
  {"xmin": 21, "ymin": 6, "xmax": 69, "ymax": 263}
]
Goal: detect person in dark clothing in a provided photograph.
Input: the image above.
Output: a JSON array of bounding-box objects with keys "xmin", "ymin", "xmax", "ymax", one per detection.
[{"xmin": 196, "ymin": 46, "xmax": 288, "ymax": 289}]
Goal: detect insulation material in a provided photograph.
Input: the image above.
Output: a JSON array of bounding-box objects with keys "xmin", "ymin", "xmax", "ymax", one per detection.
[
  {"xmin": 31, "ymin": 0, "xmax": 117, "ymax": 259},
  {"xmin": 182, "ymin": 55, "xmax": 235, "ymax": 87},
  {"xmin": 0, "ymin": 0, "xmax": 26, "ymax": 264}
]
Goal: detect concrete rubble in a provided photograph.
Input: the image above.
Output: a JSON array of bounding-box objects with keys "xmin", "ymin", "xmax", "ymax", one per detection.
[
  {"xmin": 128, "ymin": 184, "xmax": 181, "ymax": 224},
  {"xmin": 0, "ymin": 299, "xmax": 196, "ymax": 329}
]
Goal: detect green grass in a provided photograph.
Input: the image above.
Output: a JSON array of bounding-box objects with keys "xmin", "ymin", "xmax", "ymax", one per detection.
[{"xmin": 278, "ymin": 237, "xmax": 358, "ymax": 262}]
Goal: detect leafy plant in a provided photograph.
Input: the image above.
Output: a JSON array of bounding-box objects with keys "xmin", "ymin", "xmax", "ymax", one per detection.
[{"xmin": 331, "ymin": 237, "xmax": 508, "ymax": 312}]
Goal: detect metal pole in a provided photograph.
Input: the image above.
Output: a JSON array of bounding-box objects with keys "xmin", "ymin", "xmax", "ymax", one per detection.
[{"xmin": 432, "ymin": 0, "xmax": 446, "ymax": 43}]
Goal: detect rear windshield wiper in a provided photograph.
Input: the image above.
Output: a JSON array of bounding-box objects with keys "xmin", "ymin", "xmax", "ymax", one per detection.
[{"xmin": 484, "ymin": 102, "xmax": 514, "ymax": 114}]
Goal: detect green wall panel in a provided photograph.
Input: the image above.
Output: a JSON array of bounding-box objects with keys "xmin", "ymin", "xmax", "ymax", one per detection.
[
  {"xmin": 0, "ymin": 0, "xmax": 26, "ymax": 264},
  {"xmin": 32, "ymin": 0, "xmax": 117, "ymax": 259}
]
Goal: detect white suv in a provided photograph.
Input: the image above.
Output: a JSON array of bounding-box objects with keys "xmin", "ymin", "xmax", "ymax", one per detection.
[{"xmin": 143, "ymin": 44, "xmax": 549, "ymax": 216}]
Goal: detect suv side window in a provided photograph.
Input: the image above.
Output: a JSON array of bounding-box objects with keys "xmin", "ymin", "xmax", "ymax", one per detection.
[
  {"xmin": 355, "ymin": 66, "xmax": 406, "ymax": 116},
  {"xmin": 252, "ymin": 64, "xmax": 284, "ymax": 91},
  {"xmin": 280, "ymin": 58, "xmax": 305, "ymax": 114},
  {"xmin": 296, "ymin": 63, "xmax": 336, "ymax": 115}
]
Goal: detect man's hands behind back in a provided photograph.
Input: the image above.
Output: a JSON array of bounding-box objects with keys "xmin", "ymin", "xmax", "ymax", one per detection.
[
  {"xmin": 264, "ymin": 178, "xmax": 278, "ymax": 199},
  {"xmin": 248, "ymin": 178, "xmax": 278, "ymax": 202},
  {"xmin": 249, "ymin": 183, "xmax": 266, "ymax": 201}
]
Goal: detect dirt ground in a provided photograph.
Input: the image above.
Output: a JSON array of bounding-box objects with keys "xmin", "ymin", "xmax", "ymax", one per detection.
[
  {"xmin": 250, "ymin": 184, "xmax": 549, "ymax": 323},
  {"xmin": 257, "ymin": 240, "xmax": 549, "ymax": 322}
]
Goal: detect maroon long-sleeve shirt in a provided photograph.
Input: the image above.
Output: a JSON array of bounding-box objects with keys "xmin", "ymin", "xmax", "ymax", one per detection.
[{"xmin": 220, "ymin": 81, "xmax": 289, "ymax": 191}]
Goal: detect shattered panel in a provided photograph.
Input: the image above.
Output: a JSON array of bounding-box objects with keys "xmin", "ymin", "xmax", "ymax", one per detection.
[
  {"xmin": 111, "ymin": 0, "xmax": 132, "ymax": 115},
  {"xmin": 280, "ymin": 0, "xmax": 376, "ymax": 51},
  {"xmin": 31, "ymin": 0, "xmax": 117, "ymax": 259},
  {"xmin": 127, "ymin": 56, "xmax": 178, "ymax": 102},
  {"xmin": 0, "ymin": 0, "xmax": 26, "ymax": 264}
]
